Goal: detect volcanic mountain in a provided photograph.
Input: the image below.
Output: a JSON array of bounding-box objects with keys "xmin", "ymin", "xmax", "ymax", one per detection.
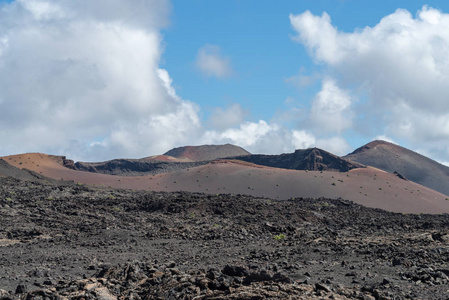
[
  {"xmin": 70, "ymin": 147, "xmax": 361, "ymax": 176},
  {"xmin": 164, "ymin": 144, "xmax": 251, "ymax": 161},
  {"xmin": 344, "ymin": 140, "xmax": 449, "ymax": 196},
  {"xmin": 3, "ymin": 147, "xmax": 449, "ymax": 214},
  {"xmin": 67, "ymin": 144, "xmax": 251, "ymax": 176},
  {"xmin": 72, "ymin": 158, "xmax": 207, "ymax": 176},
  {"xmin": 2, "ymin": 143, "xmax": 449, "ymax": 299},
  {"xmin": 234, "ymin": 147, "xmax": 364, "ymax": 172}
]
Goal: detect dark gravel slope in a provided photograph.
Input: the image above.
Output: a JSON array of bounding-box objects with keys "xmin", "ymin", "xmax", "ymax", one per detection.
[
  {"xmin": 73, "ymin": 159, "xmax": 208, "ymax": 176},
  {"xmin": 0, "ymin": 177, "xmax": 448, "ymax": 299},
  {"xmin": 234, "ymin": 147, "xmax": 364, "ymax": 172},
  {"xmin": 0, "ymin": 159, "xmax": 46, "ymax": 181}
]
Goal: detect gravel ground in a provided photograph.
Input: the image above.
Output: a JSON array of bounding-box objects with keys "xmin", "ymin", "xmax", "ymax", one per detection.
[{"xmin": 0, "ymin": 176, "xmax": 449, "ymax": 299}]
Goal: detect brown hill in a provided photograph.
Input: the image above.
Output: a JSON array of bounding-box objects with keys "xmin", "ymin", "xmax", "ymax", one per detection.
[
  {"xmin": 344, "ymin": 140, "xmax": 449, "ymax": 196},
  {"xmin": 0, "ymin": 158, "xmax": 47, "ymax": 181},
  {"xmin": 71, "ymin": 147, "xmax": 361, "ymax": 176},
  {"xmin": 234, "ymin": 148, "xmax": 364, "ymax": 172},
  {"xmin": 164, "ymin": 144, "xmax": 250, "ymax": 161},
  {"xmin": 147, "ymin": 161, "xmax": 449, "ymax": 214},
  {"xmin": 3, "ymin": 153, "xmax": 449, "ymax": 214}
]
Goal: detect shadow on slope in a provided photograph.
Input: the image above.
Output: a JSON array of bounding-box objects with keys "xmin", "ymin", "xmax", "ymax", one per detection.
[
  {"xmin": 73, "ymin": 159, "xmax": 208, "ymax": 176},
  {"xmin": 0, "ymin": 158, "xmax": 49, "ymax": 182}
]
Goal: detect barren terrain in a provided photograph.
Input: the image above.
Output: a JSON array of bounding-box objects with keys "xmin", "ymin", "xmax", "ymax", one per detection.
[
  {"xmin": 345, "ymin": 140, "xmax": 449, "ymax": 196},
  {"xmin": 1, "ymin": 177, "xmax": 449, "ymax": 299},
  {"xmin": 3, "ymin": 153, "xmax": 449, "ymax": 214},
  {"xmin": 2, "ymin": 142, "xmax": 449, "ymax": 299}
]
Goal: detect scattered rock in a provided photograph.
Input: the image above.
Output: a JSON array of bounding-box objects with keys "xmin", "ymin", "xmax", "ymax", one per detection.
[
  {"xmin": 0, "ymin": 176, "xmax": 448, "ymax": 299},
  {"xmin": 14, "ymin": 285, "xmax": 26, "ymax": 294}
]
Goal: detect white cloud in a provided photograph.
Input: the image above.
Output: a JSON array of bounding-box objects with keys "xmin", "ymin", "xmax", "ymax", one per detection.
[
  {"xmin": 203, "ymin": 120, "xmax": 274, "ymax": 149},
  {"xmin": 195, "ymin": 45, "xmax": 232, "ymax": 78},
  {"xmin": 440, "ymin": 161, "xmax": 449, "ymax": 167},
  {"xmin": 203, "ymin": 120, "xmax": 322, "ymax": 155},
  {"xmin": 208, "ymin": 103, "xmax": 246, "ymax": 130},
  {"xmin": 290, "ymin": 11, "xmax": 341, "ymax": 64},
  {"xmin": 310, "ymin": 78, "xmax": 353, "ymax": 135},
  {"xmin": 19, "ymin": 0, "xmax": 66, "ymax": 20},
  {"xmin": 315, "ymin": 136, "xmax": 351, "ymax": 156},
  {"xmin": 292, "ymin": 130, "xmax": 315, "ymax": 149},
  {"xmin": 290, "ymin": 6, "xmax": 449, "ymax": 162},
  {"xmin": 0, "ymin": 0, "xmax": 204, "ymax": 161},
  {"xmin": 0, "ymin": 1, "xmax": 349, "ymax": 161}
]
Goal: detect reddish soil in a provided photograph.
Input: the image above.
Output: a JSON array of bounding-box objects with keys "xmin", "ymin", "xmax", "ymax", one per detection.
[
  {"xmin": 3, "ymin": 153, "xmax": 449, "ymax": 214},
  {"xmin": 345, "ymin": 140, "xmax": 449, "ymax": 196}
]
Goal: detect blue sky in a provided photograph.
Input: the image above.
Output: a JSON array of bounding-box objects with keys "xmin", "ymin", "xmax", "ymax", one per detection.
[
  {"xmin": 163, "ymin": 0, "xmax": 449, "ymax": 152},
  {"xmin": 1, "ymin": 0, "xmax": 449, "ymax": 163}
]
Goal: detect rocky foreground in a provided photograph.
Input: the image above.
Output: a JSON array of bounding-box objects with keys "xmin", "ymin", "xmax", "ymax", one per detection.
[{"xmin": 0, "ymin": 177, "xmax": 449, "ymax": 299}]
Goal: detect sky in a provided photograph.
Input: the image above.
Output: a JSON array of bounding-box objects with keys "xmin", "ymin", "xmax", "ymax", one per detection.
[{"xmin": 1, "ymin": 0, "xmax": 449, "ymax": 163}]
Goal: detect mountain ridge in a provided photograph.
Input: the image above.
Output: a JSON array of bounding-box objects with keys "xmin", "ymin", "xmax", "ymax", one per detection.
[
  {"xmin": 2, "ymin": 141, "xmax": 449, "ymax": 214},
  {"xmin": 233, "ymin": 147, "xmax": 364, "ymax": 172}
]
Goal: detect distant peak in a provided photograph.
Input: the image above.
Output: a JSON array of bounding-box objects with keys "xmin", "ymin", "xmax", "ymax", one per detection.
[
  {"xmin": 348, "ymin": 140, "xmax": 396, "ymax": 155},
  {"xmin": 163, "ymin": 144, "xmax": 251, "ymax": 162},
  {"xmin": 366, "ymin": 140, "xmax": 394, "ymax": 147}
]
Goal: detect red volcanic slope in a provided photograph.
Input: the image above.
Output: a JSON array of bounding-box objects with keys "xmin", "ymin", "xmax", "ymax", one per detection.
[
  {"xmin": 0, "ymin": 158, "xmax": 44, "ymax": 181},
  {"xmin": 163, "ymin": 144, "xmax": 250, "ymax": 161},
  {"xmin": 344, "ymin": 140, "xmax": 449, "ymax": 196},
  {"xmin": 3, "ymin": 153, "xmax": 449, "ymax": 214}
]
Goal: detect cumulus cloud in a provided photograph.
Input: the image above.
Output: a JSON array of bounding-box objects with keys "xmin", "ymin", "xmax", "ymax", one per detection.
[
  {"xmin": 315, "ymin": 136, "xmax": 351, "ymax": 156},
  {"xmin": 292, "ymin": 130, "xmax": 316, "ymax": 149},
  {"xmin": 310, "ymin": 78, "xmax": 353, "ymax": 135},
  {"xmin": 290, "ymin": 6, "xmax": 449, "ymax": 161},
  {"xmin": 195, "ymin": 45, "xmax": 232, "ymax": 78},
  {"xmin": 208, "ymin": 104, "xmax": 246, "ymax": 130},
  {"xmin": 203, "ymin": 121, "xmax": 281, "ymax": 154},
  {"xmin": 202, "ymin": 120, "xmax": 320, "ymax": 155},
  {"xmin": 0, "ymin": 1, "xmax": 338, "ymax": 161},
  {"xmin": 0, "ymin": 0, "xmax": 203, "ymax": 161}
]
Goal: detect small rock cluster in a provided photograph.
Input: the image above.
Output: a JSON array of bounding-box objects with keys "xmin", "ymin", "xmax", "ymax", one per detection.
[{"xmin": 4, "ymin": 262, "xmax": 386, "ymax": 299}]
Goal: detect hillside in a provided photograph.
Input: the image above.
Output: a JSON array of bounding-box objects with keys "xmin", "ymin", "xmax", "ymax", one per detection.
[
  {"xmin": 3, "ymin": 153, "xmax": 449, "ymax": 214},
  {"xmin": 0, "ymin": 158, "xmax": 48, "ymax": 181},
  {"xmin": 70, "ymin": 144, "xmax": 251, "ymax": 175},
  {"xmin": 344, "ymin": 140, "xmax": 449, "ymax": 196},
  {"xmin": 73, "ymin": 159, "xmax": 207, "ymax": 176},
  {"xmin": 71, "ymin": 146, "xmax": 362, "ymax": 176},
  {"xmin": 234, "ymin": 147, "xmax": 364, "ymax": 172},
  {"xmin": 164, "ymin": 144, "xmax": 251, "ymax": 161}
]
